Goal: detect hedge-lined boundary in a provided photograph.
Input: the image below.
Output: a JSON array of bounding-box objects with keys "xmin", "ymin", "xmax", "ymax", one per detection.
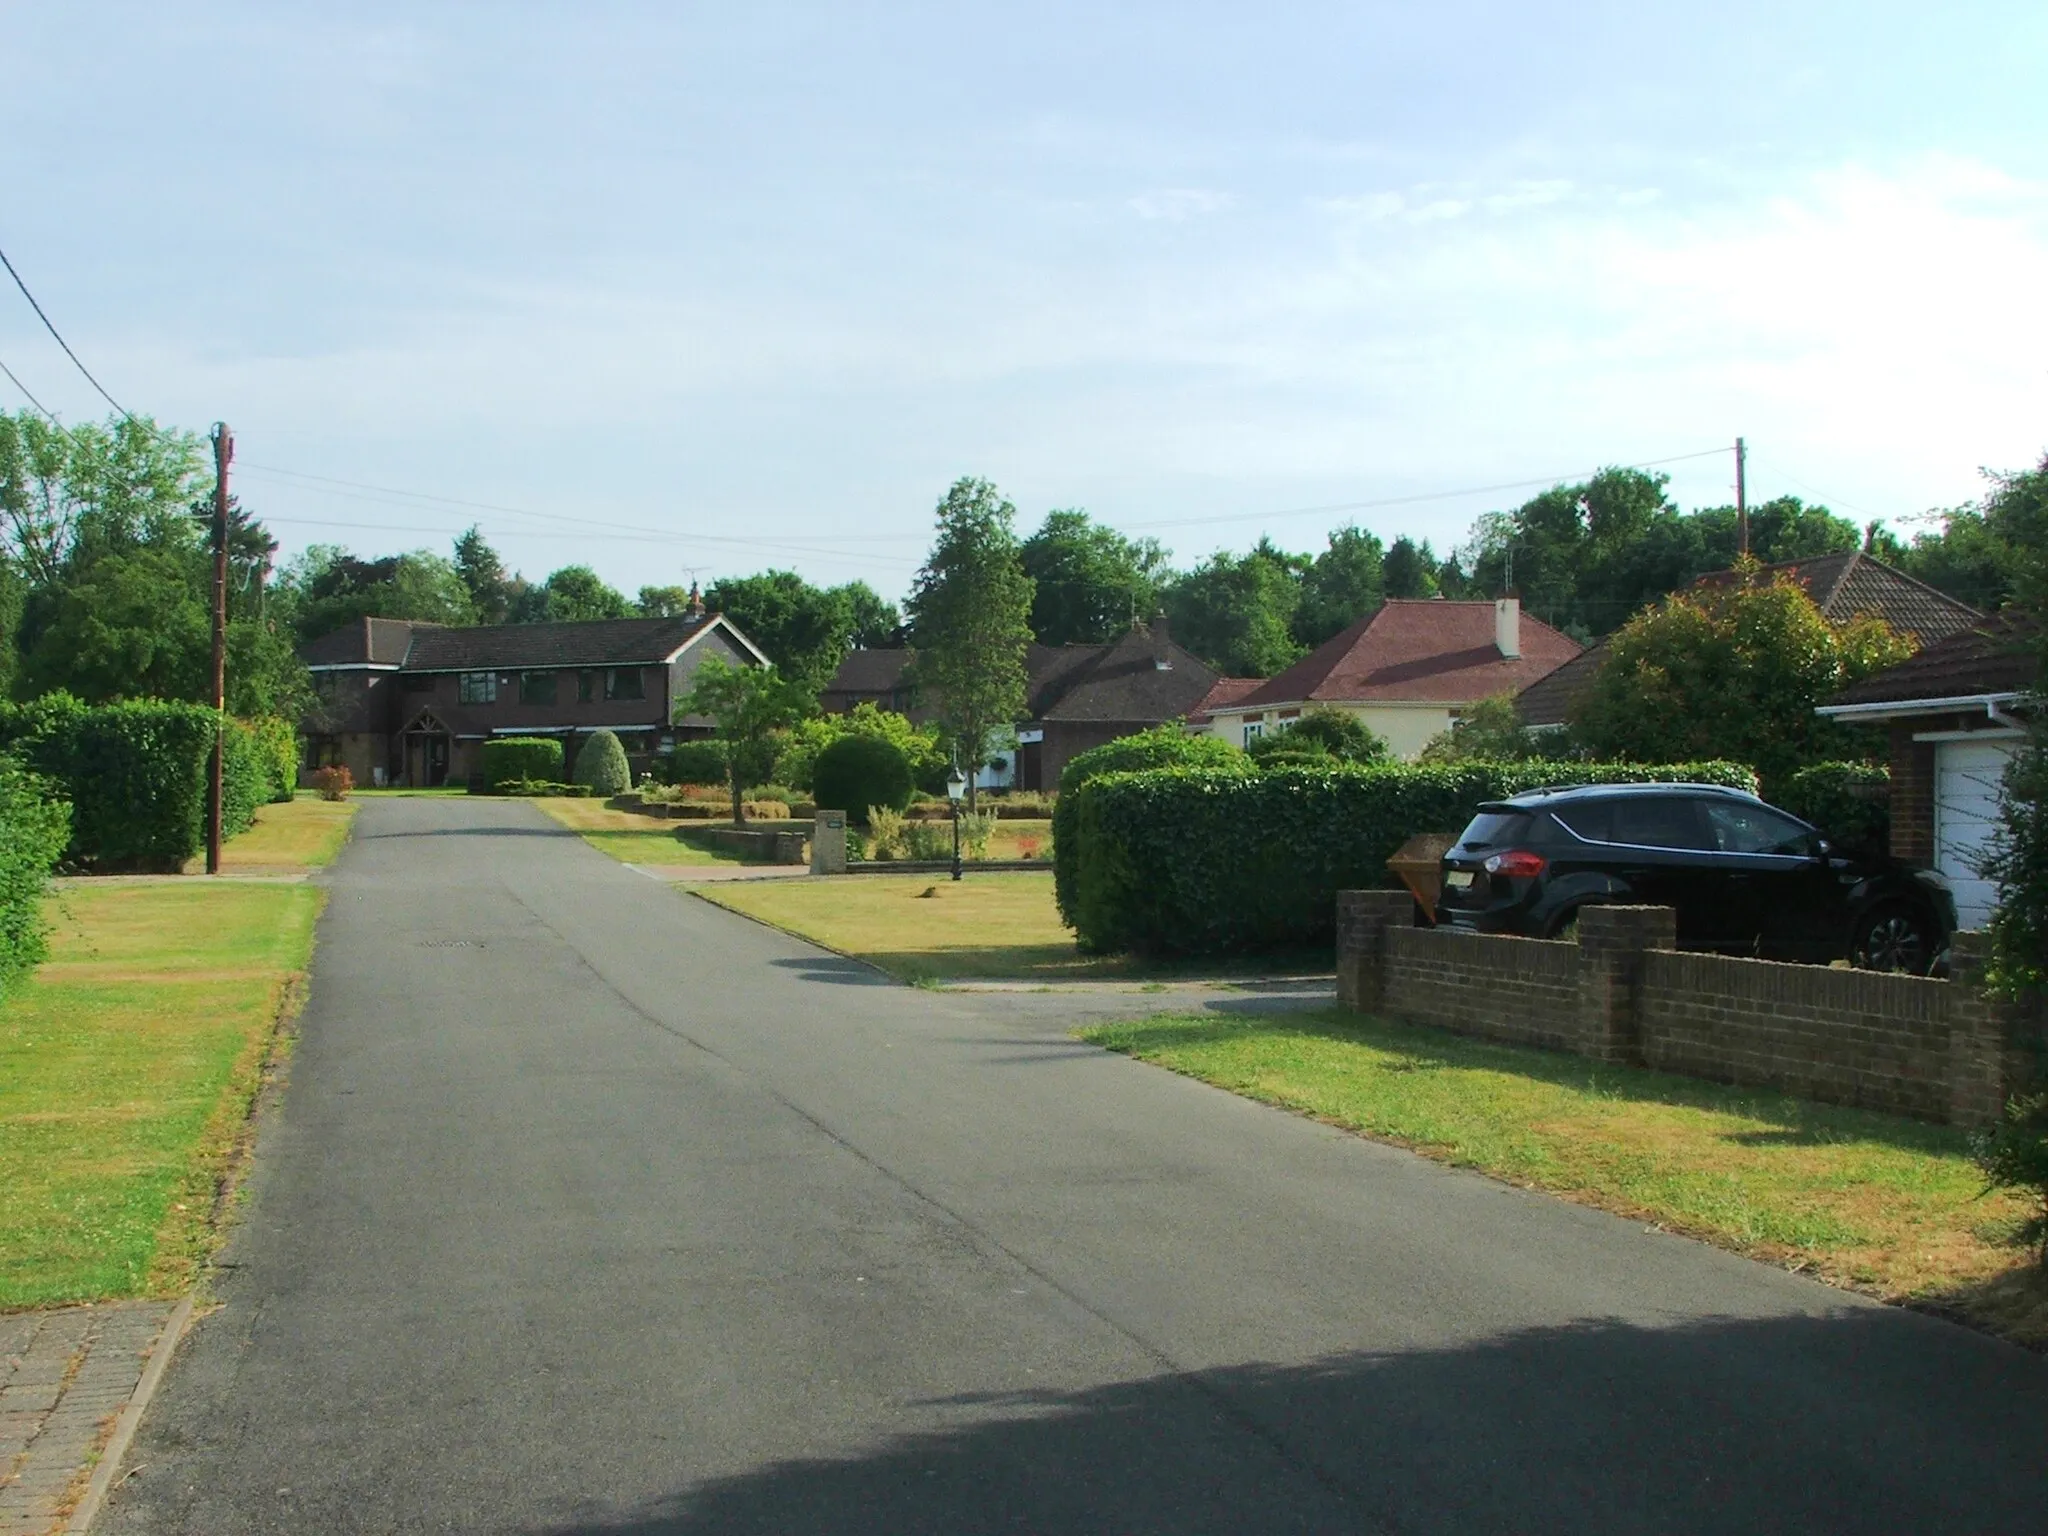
[
  {"xmin": 1777, "ymin": 761, "xmax": 1890, "ymax": 857},
  {"xmin": 0, "ymin": 759, "xmax": 70, "ymax": 995},
  {"xmin": 478, "ymin": 737, "xmax": 563, "ymax": 792},
  {"xmin": 1065, "ymin": 759, "xmax": 1760, "ymax": 955},
  {"xmin": 0, "ymin": 698, "xmax": 273, "ymax": 871}
]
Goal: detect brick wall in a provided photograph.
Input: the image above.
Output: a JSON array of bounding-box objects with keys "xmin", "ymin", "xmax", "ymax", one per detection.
[
  {"xmin": 1887, "ymin": 721, "xmax": 1940, "ymax": 865},
  {"xmin": 1639, "ymin": 951, "xmax": 1950, "ymax": 1120},
  {"xmin": 1336, "ymin": 891, "xmax": 2040, "ymax": 1126}
]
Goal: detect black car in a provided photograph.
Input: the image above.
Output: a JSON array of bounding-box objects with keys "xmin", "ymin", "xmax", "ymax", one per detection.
[{"xmin": 1434, "ymin": 782, "xmax": 1957, "ymax": 973}]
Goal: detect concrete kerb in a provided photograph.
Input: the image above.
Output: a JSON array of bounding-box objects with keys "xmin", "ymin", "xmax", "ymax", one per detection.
[{"xmin": 64, "ymin": 1294, "xmax": 195, "ymax": 1534}]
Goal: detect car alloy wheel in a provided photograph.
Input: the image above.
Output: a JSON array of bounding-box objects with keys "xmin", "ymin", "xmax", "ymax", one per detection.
[{"xmin": 1853, "ymin": 905, "xmax": 1929, "ymax": 974}]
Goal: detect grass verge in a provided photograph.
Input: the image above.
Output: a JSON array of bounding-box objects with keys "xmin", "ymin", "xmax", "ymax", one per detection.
[
  {"xmin": 189, "ymin": 792, "xmax": 359, "ymax": 871},
  {"xmin": 529, "ymin": 797, "xmax": 767, "ymax": 865},
  {"xmin": 1081, "ymin": 1007, "xmax": 2048, "ymax": 1346},
  {"xmin": 698, "ymin": 872, "xmax": 1329, "ymax": 983},
  {"xmin": 0, "ymin": 881, "xmax": 323, "ymax": 1309}
]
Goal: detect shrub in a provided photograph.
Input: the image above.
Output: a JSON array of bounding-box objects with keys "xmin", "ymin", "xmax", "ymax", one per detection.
[
  {"xmin": 814, "ymin": 735, "xmax": 915, "ymax": 827},
  {"xmin": 774, "ymin": 703, "xmax": 947, "ymax": 792},
  {"xmin": 1775, "ymin": 761, "xmax": 1890, "ymax": 857},
  {"xmin": 220, "ymin": 721, "xmax": 269, "ymax": 840},
  {"xmin": 867, "ymin": 805, "xmax": 909, "ymax": 860},
  {"xmin": 1053, "ymin": 725, "xmax": 1251, "ymax": 926},
  {"xmin": 480, "ymin": 737, "xmax": 564, "ymax": 793},
  {"xmin": 313, "ymin": 765, "xmax": 354, "ymax": 801},
  {"xmin": 572, "ymin": 729, "xmax": 631, "ymax": 795},
  {"xmin": 1973, "ymin": 1093, "xmax": 2048, "ymax": 1264},
  {"xmin": 247, "ymin": 716, "xmax": 300, "ymax": 802},
  {"xmin": 499, "ymin": 778, "xmax": 594, "ymax": 798},
  {"xmin": 0, "ymin": 759, "xmax": 70, "ymax": 998},
  {"xmin": 657, "ymin": 739, "xmax": 729, "ymax": 786},
  {"xmin": 1250, "ymin": 707, "xmax": 1387, "ymax": 764},
  {"xmin": 958, "ymin": 810, "xmax": 993, "ymax": 861},
  {"xmin": 1066, "ymin": 758, "xmax": 1761, "ymax": 955},
  {"xmin": 741, "ymin": 799, "xmax": 793, "ymax": 821}
]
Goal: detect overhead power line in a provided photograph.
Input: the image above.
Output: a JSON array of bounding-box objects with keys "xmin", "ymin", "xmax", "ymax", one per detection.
[
  {"xmin": 0, "ymin": 239, "xmax": 130, "ymax": 418},
  {"xmin": 0, "ymin": 353, "xmax": 55, "ymax": 420}
]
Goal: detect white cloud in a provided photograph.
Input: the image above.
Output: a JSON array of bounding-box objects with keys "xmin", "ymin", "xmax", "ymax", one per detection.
[{"xmin": 1128, "ymin": 188, "xmax": 1235, "ymax": 221}]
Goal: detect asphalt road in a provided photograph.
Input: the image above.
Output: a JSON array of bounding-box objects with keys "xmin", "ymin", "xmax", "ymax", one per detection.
[{"xmin": 101, "ymin": 797, "xmax": 2048, "ymax": 1534}]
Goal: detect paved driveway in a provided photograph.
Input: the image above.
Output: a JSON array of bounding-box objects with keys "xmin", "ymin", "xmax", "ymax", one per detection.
[{"xmin": 101, "ymin": 797, "xmax": 2048, "ymax": 1534}]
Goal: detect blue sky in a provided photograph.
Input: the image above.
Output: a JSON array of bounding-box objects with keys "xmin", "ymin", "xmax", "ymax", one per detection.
[{"xmin": 4, "ymin": 2, "xmax": 2045, "ymax": 601}]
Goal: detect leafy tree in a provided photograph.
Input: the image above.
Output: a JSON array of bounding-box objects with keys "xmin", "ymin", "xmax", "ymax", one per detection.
[
  {"xmin": 773, "ymin": 702, "xmax": 946, "ymax": 792},
  {"xmin": 705, "ymin": 569, "xmax": 860, "ymax": 695},
  {"xmin": 453, "ymin": 526, "xmax": 516, "ymax": 623},
  {"xmin": 18, "ymin": 544, "xmax": 211, "ymax": 704},
  {"xmin": 1572, "ymin": 562, "xmax": 1916, "ymax": 791},
  {"xmin": 904, "ymin": 478, "xmax": 1036, "ymax": 810},
  {"xmin": 1020, "ymin": 509, "xmax": 1167, "ymax": 646},
  {"xmin": 1418, "ymin": 691, "xmax": 1539, "ymax": 762},
  {"xmin": 1161, "ymin": 538, "xmax": 1306, "ymax": 676},
  {"xmin": 1248, "ymin": 706, "xmax": 1386, "ymax": 764},
  {"xmin": 677, "ymin": 657, "xmax": 811, "ymax": 823},
  {"xmin": 835, "ymin": 580, "xmax": 902, "ymax": 649},
  {"xmin": 1379, "ymin": 535, "xmax": 1439, "ymax": 600},
  {"xmin": 276, "ymin": 545, "xmax": 476, "ymax": 643},
  {"xmin": 635, "ymin": 584, "xmax": 695, "ymax": 618},
  {"xmin": 516, "ymin": 564, "xmax": 631, "ymax": 623},
  {"xmin": 1294, "ymin": 526, "xmax": 1385, "ymax": 649},
  {"xmin": 0, "ymin": 411, "xmax": 204, "ymax": 586}
]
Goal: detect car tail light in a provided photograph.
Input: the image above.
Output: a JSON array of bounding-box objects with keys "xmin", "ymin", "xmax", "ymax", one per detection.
[{"xmin": 1483, "ymin": 849, "xmax": 1547, "ymax": 878}]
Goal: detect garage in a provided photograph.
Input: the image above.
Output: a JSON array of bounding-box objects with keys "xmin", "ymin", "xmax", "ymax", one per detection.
[{"xmin": 1935, "ymin": 736, "xmax": 2018, "ymax": 930}]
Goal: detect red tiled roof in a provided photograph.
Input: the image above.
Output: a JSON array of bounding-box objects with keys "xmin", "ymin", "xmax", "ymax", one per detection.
[
  {"xmin": 1230, "ymin": 601, "xmax": 1580, "ymax": 709},
  {"xmin": 1190, "ymin": 676, "xmax": 1263, "ymax": 722}
]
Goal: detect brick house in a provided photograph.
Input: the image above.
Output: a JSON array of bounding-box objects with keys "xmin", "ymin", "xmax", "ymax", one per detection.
[
  {"xmin": 1195, "ymin": 598, "xmax": 1579, "ymax": 759},
  {"xmin": 819, "ymin": 616, "xmax": 1221, "ymax": 790},
  {"xmin": 300, "ymin": 612, "xmax": 768, "ymax": 788},
  {"xmin": 1816, "ymin": 613, "xmax": 2038, "ymax": 929},
  {"xmin": 1517, "ymin": 551, "xmax": 1984, "ymax": 731}
]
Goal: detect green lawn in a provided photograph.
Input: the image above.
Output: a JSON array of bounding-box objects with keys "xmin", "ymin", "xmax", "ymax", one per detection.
[
  {"xmin": 531, "ymin": 797, "xmax": 769, "ymax": 865},
  {"xmin": 1083, "ymin": 1008, "xmax": 2048, "ymax": 1345},
  {"xmin": 698, "ymin": 872, "xmax": 1328, "ymax": 983},
  {"xmin": 0, "ymin": 881, "xmax": 323, "ymax": 1308},
  {"xmin": 178, "ymin": 792, "xmax": 359, "ymax": 872}
]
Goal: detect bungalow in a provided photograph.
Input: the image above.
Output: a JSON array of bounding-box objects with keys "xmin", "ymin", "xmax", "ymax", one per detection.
[
  {"xmin": 1196, "ymin": 598, "xmax": 1579, "ymax": 758},
  {"xmin": 1518, "ymin": 551, "xmax": 1983, "ymax": 731},
  {"xmin": 1816, "ymin": 613, "xmax": 2038, "ymax": 930},
  {"xmin": 300, "ymin": 609, "xmax": 768, "ymax": 788},
  {"xmin": 819, "ymin": 615, "xmax": 1221, "ymax": 790}
]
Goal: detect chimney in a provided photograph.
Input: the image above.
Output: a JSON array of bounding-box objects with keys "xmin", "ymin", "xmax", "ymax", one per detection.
[
  {"xmin": 1494, "ymin": 597, "xmax": 1521, "ymax": 659},
  {"xmin": 687, "ymin": 581, "xmax": 705, "ymax": 619},
  {"xmin": 1150, "ymin": 611, "xmax": 1173, "ymax": 670}
]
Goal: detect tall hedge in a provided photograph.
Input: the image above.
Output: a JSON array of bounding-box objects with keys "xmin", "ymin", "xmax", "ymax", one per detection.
[
  {"xmin": 0, "ymin": 758, "xmax": 70, "ymax": 997},
  {"xmin": 479, "ymin": 737, "xmax": 563, "ymax": 792},
  {"xmin": 248, "ymin": 716, "xmax": 301, "ymax": 803},
  {"xmin": 572, "ymin": 729, "xmax": 631, "ymax": 795},
  {"xmin": 1774, "ymin": 761, "xmax": 1889, "ymax": 857},
  {"xmin": 1052, "ymin": 726, "xmax": 1250, "ymax": 921},
  {"xmin": 654, "ymin": 739, "xmax": 728, "ymax": 786},
  {"xmin": 1065, "ymin": 759, "xmax": 1760, "ymax": 955},
  {"xmin": 0, "ymin": 698, "xmax": 264, "ymax": 870}
]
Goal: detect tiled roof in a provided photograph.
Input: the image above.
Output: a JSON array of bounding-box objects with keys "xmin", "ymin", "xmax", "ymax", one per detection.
[
  {"xmin": 303, "ymin": 614, "xmax": 734, "ymax": 673},
  {"xmin": 823, "ymin": 648, "xmax": 915, "ymax": 695},
  {"xmin": 1229, "ymin": 601, "xmax": 1580, "ymax": 710},
  {"xmin": 1032, "ymin": 624, "xmax": 1220, "ymax": 722},
  {"xmin": 1190, "ymin": 676, "xmax": 1263, "ymax": 723},
  {"xmin": 303, "ymin": 616, "xmax": 438, "ymax": 667},
  {"xmin": 1518, "ymin": 554, "xmax": 1987, "ymax": 726},
  {"xmin": 1824, "ymin": 613, "xmax": 2040, "ymax": 708}
]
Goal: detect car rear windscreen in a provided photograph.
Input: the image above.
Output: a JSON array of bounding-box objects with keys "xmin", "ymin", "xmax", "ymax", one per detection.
[{"xmin": 1455, "ymin": 809, "xmax": 1532, "ymax": 849}]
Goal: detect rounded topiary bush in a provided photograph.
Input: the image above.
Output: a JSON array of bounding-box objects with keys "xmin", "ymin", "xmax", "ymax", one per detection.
[
  {"xmin": 812, "ymin": 735, "xmax": 915, "ymax": 827},
  {"xmin": 572, "ymin": 729, "xmax": 631, "ymax": 796}
]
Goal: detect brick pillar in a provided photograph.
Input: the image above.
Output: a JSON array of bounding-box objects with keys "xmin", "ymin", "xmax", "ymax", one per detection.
[
  {"xmin": 811, "ymin": 809, "xmax": 848, "ymax": 875},
  {"xmin": 1336, "ymin": 890, "xmax": 1411, "ymax": 1014},
  {"xmin": 1575, "ymin": 905, "xmax": 1675, "ymax": 1064},
  {"xmin": 1946, "ymin": 932, "xmax": 2016, "ymax": 1128}
]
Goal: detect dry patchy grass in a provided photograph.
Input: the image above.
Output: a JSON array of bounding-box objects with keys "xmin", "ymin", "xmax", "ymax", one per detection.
[
  {"xmin": 1083, "ymin": 1008, "xmax": 2048, "ymax": 1346},
  {"xmin": 0, "ymin": 882, "xmax": 321, "ymax": 1308},
  {"xmin": 529, "ymin": 797, "xmax": 757, "ymax": 865}
]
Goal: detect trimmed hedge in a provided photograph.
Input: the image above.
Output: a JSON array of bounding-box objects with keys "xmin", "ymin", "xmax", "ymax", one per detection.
[
  {"xmin": 248, "ymin": 716, "xmax": 300, "ymax": 803},
  {"xmin": 653, "ymin": 740, "xmax": 728, "ymax": 786},
  {"xmin": 572, "ymin": 729, "xmax": 631, "ymax": 795},
  {"xmin": 0, "ymin": 698, "xmax": 265, "ymax": 870},
  {"xmin": 813, "ymin": 735, "xmax": 915, "ymax": 827},
  {"xmin": 1053, "ymin": 726, "xmax": 1250, "ymax": 923},
  {"xmin": 1065, "ymin": 758, "xmax": 1760, "ymax": 955},
  {"xmin": 479, "ymin": 737, "xmax": 564, "ymax": 792},
  {"xmin": 1775, "ymin": 761, "xmax": 1890, "ymax": 857},
  {"xmin": 0, "ymin": 758, "xmax": 70, "ymax": 997}
]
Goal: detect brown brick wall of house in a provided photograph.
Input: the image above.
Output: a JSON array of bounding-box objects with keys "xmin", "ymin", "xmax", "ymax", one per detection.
[
  {"xmin": 1888, "ymin": 722, "xmax": 1937, "ymax": 865},
  {"xmin": 1336, "ymin": 891, "xmax": 2041, "ymax": 1126}
]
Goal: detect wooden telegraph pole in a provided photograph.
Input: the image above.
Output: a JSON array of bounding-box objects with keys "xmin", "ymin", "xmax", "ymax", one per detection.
[
  {"xmin": 207, "ymin": 423, "xmax": 232, "ymax": 875},
  {"xmin": 1735, "ymin": 436, "xmax": 1749, "ymax": 558}
]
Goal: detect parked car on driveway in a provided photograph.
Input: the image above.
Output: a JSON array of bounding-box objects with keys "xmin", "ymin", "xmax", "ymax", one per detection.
[{"xmin": 1434, "ymin": 782, "xmax": 1957, "ymax": 973}]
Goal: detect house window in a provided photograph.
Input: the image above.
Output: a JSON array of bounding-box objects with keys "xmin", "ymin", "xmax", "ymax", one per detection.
[
  {"xmin": 1242, "ymin": 720, "xmax": 1264, "ymax": 745},
  {"xmin": 458, "ymin": 672, "xmax": 497, "ymax": 705},
  {"xmin": 604, "ymin": 668, "xmax": 645, "ymax": 702},
  {"xmin": 402, "ymin": 672, "xmax": 436, "ymax": 694},
  {"xmin": 518, "ymin": 671, "xmax": 557, "ymax": 705},
  {"xmin": 577, "ymin": 670, "xmax": 595, "ymax": 703}
]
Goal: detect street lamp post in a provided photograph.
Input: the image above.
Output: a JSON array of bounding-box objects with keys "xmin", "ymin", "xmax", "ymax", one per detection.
[{"xmin": 946, "ymin": 766, "xmax": 967, "ymax": 882}]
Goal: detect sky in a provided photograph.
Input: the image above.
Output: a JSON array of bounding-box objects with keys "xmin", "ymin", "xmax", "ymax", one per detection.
[{"xmin": 3, "ymin": 2, "xmax": 2046, "ymax": 604}]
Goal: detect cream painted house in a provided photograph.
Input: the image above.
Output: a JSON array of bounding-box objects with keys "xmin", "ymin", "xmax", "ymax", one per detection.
[{"xmin": 1192, "ymin": 598, "xmax": 1580, "ymax": 758}]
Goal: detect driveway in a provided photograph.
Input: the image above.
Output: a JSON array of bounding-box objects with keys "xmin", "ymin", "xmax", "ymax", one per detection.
[{"xmin": 100, "ymin": 797, "xmax": 2048, "ymax": 1534}]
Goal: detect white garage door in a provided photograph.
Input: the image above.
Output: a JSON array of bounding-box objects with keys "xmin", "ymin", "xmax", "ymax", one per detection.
[{"xmin": 1935, "ymin": 737, "xmax": 2018, "ymax": 930}]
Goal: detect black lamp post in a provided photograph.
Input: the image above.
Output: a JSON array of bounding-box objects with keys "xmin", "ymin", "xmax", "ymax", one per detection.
[{"xmin": 946, "ymin": 765, "xmax": 967, "ymax": 881}]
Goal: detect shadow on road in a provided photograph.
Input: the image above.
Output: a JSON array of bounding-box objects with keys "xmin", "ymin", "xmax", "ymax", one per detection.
[
  {"xmin": 769, "ymin": 955, "xmax": 894, "ymax": 986},
  {"xmin": 359, "ymin": 825, "xmax": 579, "ymax": 840},
  {"xmin": 516, "ymin": 1311, "xmax": 2045, "ymax": 1535}
]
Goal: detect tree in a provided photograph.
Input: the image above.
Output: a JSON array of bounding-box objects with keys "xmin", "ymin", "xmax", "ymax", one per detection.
[
  {"xmin": 275, "ymin": 546, "xmax": 476, "ymax": 644},
  {"xmin": 1571, "ymin": 562, "xmax": 1916, "ymax": 791},
  {"xmin": 453, "ymin": 526, "xmax": 516, "ymax": 624},
  {"xmin": 705, "ymin": 570, "xmax": 860, "ymax": 695},
  {"xmin": 518, "ymin": 565, "xmax": 631, "ymax": 623},
  {"xmin": 835, "ymin": 581, "xmax": 902, "ymax": 649},
  {"xmin": 1418, "ymin": 692, "xmax": 1539, "ymax": 762},
  {"xmin": 677, "ymin": 657, "xmax": 811, "ymax": 823},
  {"xmin": 773, "ymin": 702, "xmax": 946, "ymax": 792},
  {"xmin": 1294, "ymin": 526, "xmax": 1385, "ymax": 649},
  {"xmin": 1248, "ymin": 706, "xmax": 1387, "ymax": 764},
  {"xmin": 904, "ymin": 478, "xmax": 1036, "ymax": 810},
  {"xmin": 635, "ymin": 584, "xmax": 695, "ymax": 618},
  {"xmin": 0, "ymin": 411, "xmax": 204, "ymax": 586},
  {"xmin": 1019, "ymin": 509, "xmax": 1167, "ymax": 646},
  {"xmin": 1379, "ymin": 536, "xmax": 1439, "ymax": 600},
  {"xmin": 1160, "ymin": 539, "xmax": 1306, "ymax": 676}
]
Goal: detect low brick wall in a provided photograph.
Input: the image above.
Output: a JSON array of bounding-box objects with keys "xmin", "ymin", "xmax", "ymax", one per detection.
[
  {"xmin": 1336, "ymin": 890, "xmax": 2039, "ymax": 1126},
  {"xmin": 682, "ymin": 826, "xmax": 808, "ymax": 864}
]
